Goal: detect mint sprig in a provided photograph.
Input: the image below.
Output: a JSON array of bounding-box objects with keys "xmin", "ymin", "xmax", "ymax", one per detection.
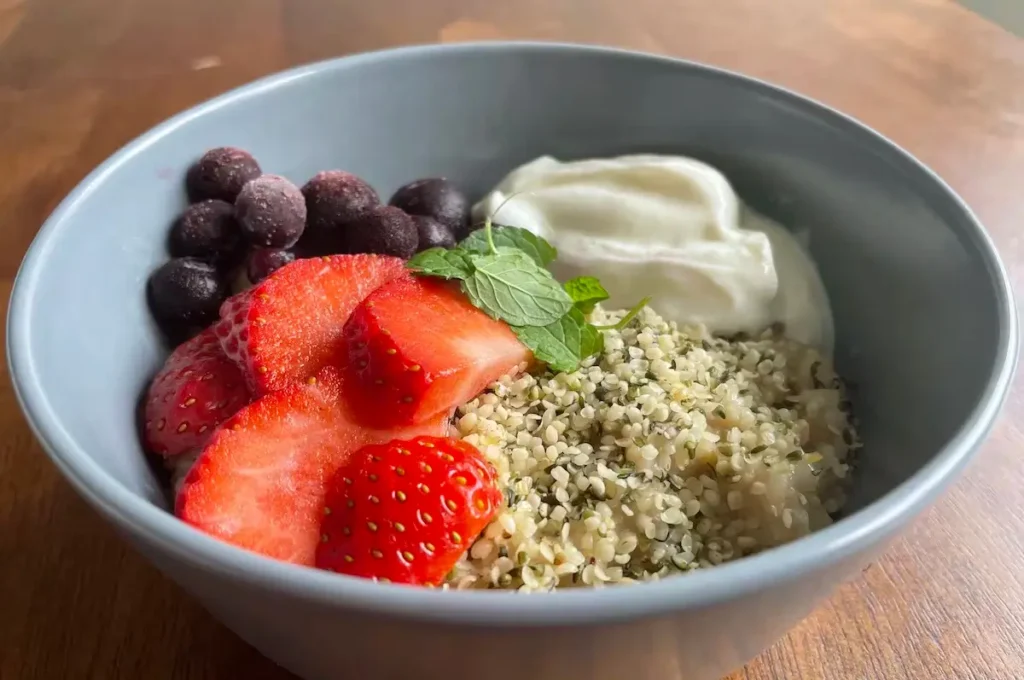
[
  {"xmin": 564, "ymin": 276, "xmax": 610, "ymax": 314},
  {"xmin": 511, "ymin": 308, "xmax": 590, "ymax": 373},
  {"xmin": 407, "ymin": 247, "xmax": 475, "ymax": 280},
  {"xmin": 406, "ymin": 216, "xmax": 648, "ymax": 373},
  {"xmin": 461, "ymin": 224, "xmax": 557, "ymax": 266},
  {"xmin": 462, "ymin": 250, "xmax": 572, "ymax": 327}
]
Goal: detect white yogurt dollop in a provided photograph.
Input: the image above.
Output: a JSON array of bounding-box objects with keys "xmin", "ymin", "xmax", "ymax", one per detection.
[{"xmin": 473, "ymin": 155, "xmax": 833, "ymax": 352}]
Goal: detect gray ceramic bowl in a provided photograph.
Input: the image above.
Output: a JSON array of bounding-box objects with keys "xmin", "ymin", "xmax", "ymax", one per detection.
[{"xmin": 8, "ymin": 43, "xmax": 1018, "ymax": 680}]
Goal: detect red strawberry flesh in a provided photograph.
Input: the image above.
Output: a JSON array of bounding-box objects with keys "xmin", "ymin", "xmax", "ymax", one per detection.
[
  {"xmin": 343, "ymin": 276, "xmax": 531, "ymax": 427},
  {"xmin": 175, "ymin": 366, "xmax": 450, "ymax": 565},
  {"xmin": 214, "ymin": 254, "xmax": 407, "ymax": 395},
  {"xmin": 144, "ymin": 327, "xmax": 251, "ymax": 457},
  {"xmin": 315, "ymin": 436, "xmax": 502, "ymax": 585}
]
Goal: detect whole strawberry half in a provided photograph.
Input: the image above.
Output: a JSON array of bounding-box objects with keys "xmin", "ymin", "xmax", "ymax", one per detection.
[
  {"xmin": 214, "ymin": 254, "xmax": 407, "ymax": 395},
  {"xmin": 143, "ymin": 327, "xmax": 252, "ymax": 457},
  {"xmin": 176, "ymin": 366, "xmax": 451, "ymax": 565},
  {"xmin": 316, "ymin": 436, "xmax": 503, "ymax": 586},
  {"xmin": 343, "ymin": 276, "xmax": 531, "ymax": 427}
]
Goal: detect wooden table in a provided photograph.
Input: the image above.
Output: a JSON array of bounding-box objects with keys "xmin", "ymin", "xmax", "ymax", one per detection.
[{"xmin": 2, "ymin": 0, "xmax": 1022, "ymax": 678}]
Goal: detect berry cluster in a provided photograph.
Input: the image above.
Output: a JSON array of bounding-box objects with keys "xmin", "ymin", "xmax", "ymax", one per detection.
[{"xmin": 147, "ymin": 146, "xmax": 470, "ymax": 343}]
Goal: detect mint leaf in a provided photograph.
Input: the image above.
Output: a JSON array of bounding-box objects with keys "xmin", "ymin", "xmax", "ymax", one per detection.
[
  {"xmin": 512, "ymin": 308, "xmax": 591, "ymax": 373},
  {"xmin": 579, "ymin": 320, "xmax": 604, "ymax": 357},
  {"xmin": 564, "ymin": 276, "xmax": 609, "ymax": 314},
  {"xmin": 411, "ymin": 218, "xmax": 620, "ymax": 374},
  {"xmin": 462, "ymin": 250, "xmax": 572, "ymax": 327},
  {"xmin": 461, "ymin": 225, "xmax": 557, "ymax": 267},
  {"xmin": 407, "ymin": 248, "xmax": 475, "ymax": 280}
]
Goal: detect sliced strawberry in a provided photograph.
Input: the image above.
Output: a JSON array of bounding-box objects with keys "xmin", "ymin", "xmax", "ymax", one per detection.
[
  {"xmin": 143, "ymin": 328, "xmax": 252, "ymax": 458},
  {"xmin": 215, "ymin": 288, "xmax": 253, "ymax": 376},
  {"xmin": 176, "ymin": 366, "xmax": 450, "ymax": 565},
  {"xmin": 214, "ymin": 254, "xmax": 407, "ymax": 395},
  {"xmin": 316, "ymin": 436, "xmax": 502, "ymax": 585},
  {"xmin": 343, "ymin": 277, "xmax": 532, "ymax": 427}
]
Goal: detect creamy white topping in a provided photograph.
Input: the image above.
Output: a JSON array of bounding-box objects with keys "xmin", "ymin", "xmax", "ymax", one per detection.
[{"xmin": 473, "ymin": 155, "xmax": 833, "ymax": 351}]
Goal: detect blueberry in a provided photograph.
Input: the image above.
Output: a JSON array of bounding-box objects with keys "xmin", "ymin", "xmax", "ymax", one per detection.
[
  {"xmin": 246, "ymin": 248, "xmax": 295, "ymax": 284},
  {"xmin": 169, "ymin": 199, "xmax": 241, "ymax": 262},
  {"xmin": 412, "ymin": 215, "xmax": 455, "ymax": 251},
  {"xmin": 185, "ymin": 147, "xmax": 261, "ymax": 203},
  {"xmin": 299, "ymin": 171, "xmax": 380, "ymax": 255},
  {"xmin": 235, "ymin": 175, "xmax": 307, "ymax": 249},
  {"xmin": 347, "ymin": 206, "xmax": 418, "ymax": 259},
  {"xmin": 388, "ymin": 178, "xmax": 470, "ymax": 240},
  {"xmin": 148, "ymin": 258, "xmax": 227, "ymax": 338}
]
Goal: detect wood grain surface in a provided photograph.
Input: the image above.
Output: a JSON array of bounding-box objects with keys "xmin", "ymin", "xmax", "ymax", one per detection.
[{"xmin": 2, "ymin": 0, "xmax": 1023, "ymax": 678}]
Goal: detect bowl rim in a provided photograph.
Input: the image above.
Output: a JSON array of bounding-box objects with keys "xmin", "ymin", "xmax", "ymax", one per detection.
[{"xmin": 7, "ymin": 40, "xmax": 1019, "ymax": 626}]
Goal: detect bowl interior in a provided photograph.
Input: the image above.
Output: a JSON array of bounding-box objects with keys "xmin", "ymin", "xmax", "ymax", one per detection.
[{"xmin": 12, "ymin": 45, "xmax": 1005, "ymax": 529}]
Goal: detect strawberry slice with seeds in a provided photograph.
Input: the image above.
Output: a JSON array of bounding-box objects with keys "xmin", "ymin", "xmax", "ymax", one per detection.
[
  {"xmin": 343, "ymin": 276, "xmax": 531, "ymax": 427},
  {"xmin": 214, "ymin": 254, "xmax": 407, "ymax": 395},
  {"xmin": 175, "ymin": 366, "xmax": 450, "ymax": 565},
  {"xmin": 144, "ymin": 327, "xmax": 252, "ymax": 457},
  {"xmin": 316, "ymin": 436, "xmax": 503, "ymax": 585}
]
